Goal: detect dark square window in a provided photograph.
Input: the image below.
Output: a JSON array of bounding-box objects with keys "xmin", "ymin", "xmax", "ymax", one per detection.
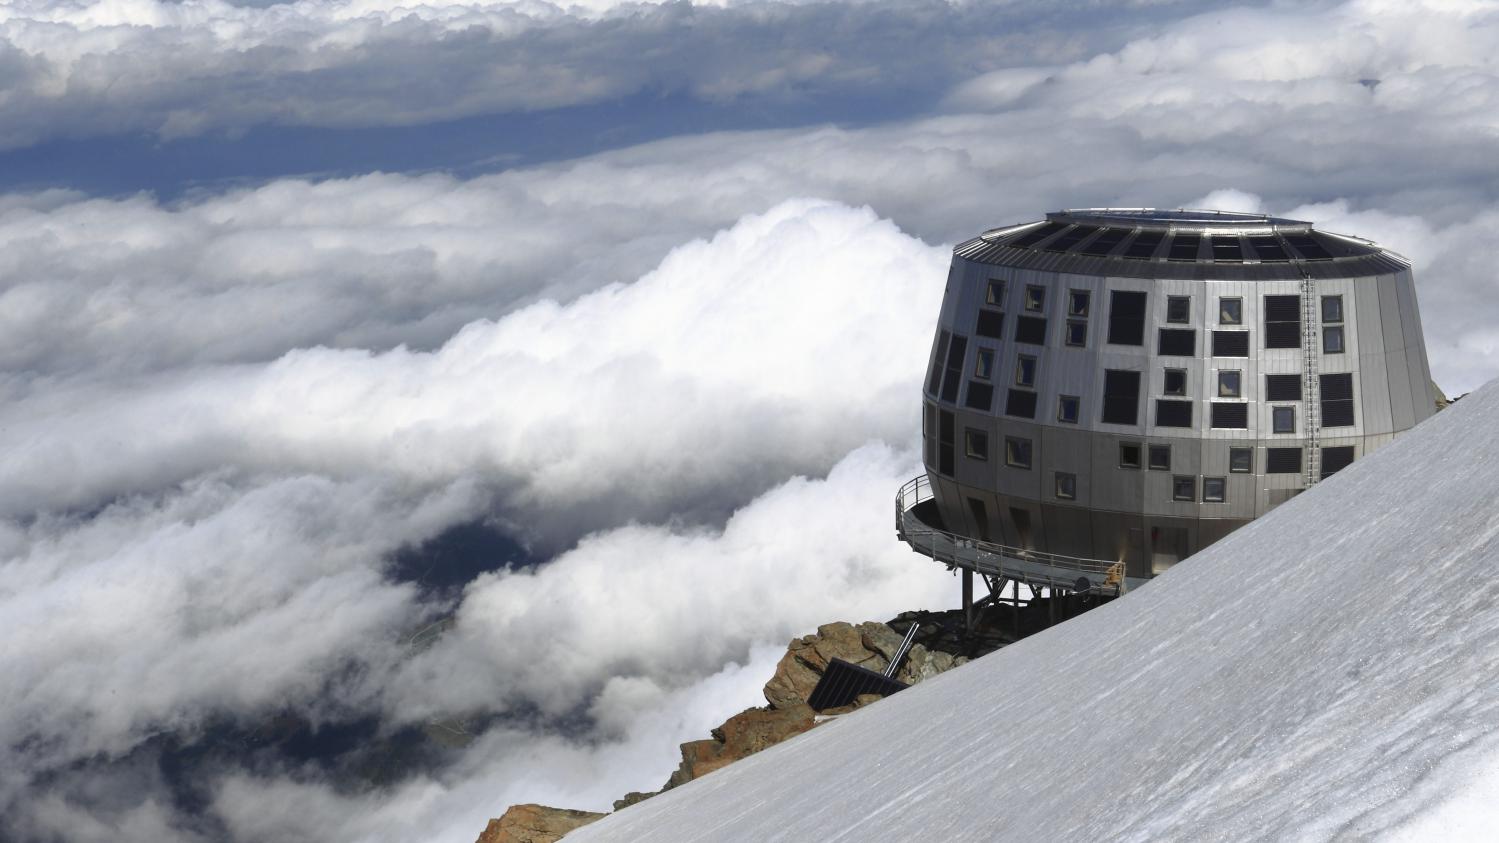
[
  {"xmin": 1321, "ymin": 373, "xmax": 1356, "ymax": 427},
  {"xmin": 1058, "ymin": 395, "xmax": 1080, "ymax": 424},
  {"xmin": 1324, "ymin": 326, "xmax": 1345, "ymax": 353},
  {"xmin": 975, "ymin": 308, "xmax": 1005, "ymax": 339},
  {"xmin": 1015, "ymin": 316, "xmax": 1048, "ymax": 345},
  {"xmin": 986, "ymin": 279, "xmax": 1005, "ymax": 306},
  {"xmin": 1015, "ymin": 355, "xmax": 1037, "ymax": 387},
  {"xmin": 965, "ymin": 428, "xmax": 988, "ymax": 460},
  {"xmin": 1005, "ymin": 389, "xmax": 1038, "ymax": 419},
  {"xmin": 1266, "ymin": 447, "xmax": 1302, "ymax": 474},
  {"xmin": 1211, "ymin": 402, "xmax": 1248, "ymax": 429},
  {"xmin": 1265, "ymin": 374, "xmax": 1301, "ymax": 401},
  {"xmin": 1322, "ymin": 445, "xmax": 1355, "ymax": 478},
  {"xmin": 1167, "ymin": 296, "xmax": 1191, "ymax": 323},
  {"xmin": 1158, "ymin": 328, "xmax": 1196, "ymax": 356},
  {"xmin": 965, "ymin": 381, "xmax": 994, "ymax": 412},
  {"xmin": 1119, "ymin": 442, "xmax": 1142, "ymax": 469},
  {"xmin": 1055, "ymin": 472, "xmax": 1077, "ymax": 500},
  {"xmin": 1148, "ymin": 444, "xmax": 1171, "ymax": 471},
  {"xmin": 974, "ymin": 348, "xmax": 995, "ymax": 380},
  {"xmin": 1173, "ymin": 475, "xmax": 1196, "ymax": 502},
  {"xmin": 1005, "ymin": 437, "xmax": 1033, "ymax": 469},
  {"xmin": 1213, "ymin": 330, "xmax": 1249, "ymax": 357},
  {"xmin": 1164, "ymin": 368, "xmax": 1187, "ymax": 396},
  {"xmin": 1321, "ymin": 295, "xmax": 1344, "ymax": 323},
  {"xmin": 1230, "ymin": 447, "xmax": 1253, "ymax": 473},
  {"xmin": 1068, "ymin": 290, "xmax": 1090, "ymax": 317},
  {"xmin": 1264, "ymin": 294, "xmax": 1302, "ymax": 349},
  {"xmin": 1203, "ymin": 477, "xmax": 1226, "ymax": 503},
  {"xmin": 1219, "ymin": 298, "xmax": 1243, "ymax": 325},
  {"xmin": 1024, "ymin": 285, "xmax": 1045, "ymax": 312},
  {"xmin": 1155, "ymin": 399, "xmax": 1193, "ymax": 428},
  {"xmin": 1272, "ymin": 406, "xmax": 1296, "ymax": 434},
  {"xmin": 1218, "ymin": 371, "xmax": 1242, "ymax": 398},
  {"xmin": 1108, "ymin": 290, "xmax": 1148, "ymax": 346},
  {"xmin": 1102, "ymin": 369, "xmax": 1142, "ymax": 426},
  {"xmin": 1065, "ymin": 320, "xmax": 1087, "ymax": 347}
]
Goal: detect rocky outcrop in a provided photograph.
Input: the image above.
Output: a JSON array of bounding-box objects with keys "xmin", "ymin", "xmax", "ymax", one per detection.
[
  {"xmin": 763, "ymin": 620, "xmax": 969, "ymax": 709},
  {"xmin": 476, "ymin": 804, "xmax": 605, "ymax": 843}
]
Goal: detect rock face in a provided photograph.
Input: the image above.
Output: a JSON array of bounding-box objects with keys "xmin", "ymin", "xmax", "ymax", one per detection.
[
  {"xmin": 476, "ymin": 805, "xmax": 605, "ymax": 843},
  {"xmin": 763, "ymin": 620, "xmax": 968, "ymax": 709}
]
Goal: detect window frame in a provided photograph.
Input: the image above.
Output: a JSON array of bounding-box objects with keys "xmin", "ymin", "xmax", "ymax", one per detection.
[
  {"xmin": 1219, "ymin": 297, "xmax": 1243, "ymax": 326},
  {"xmin": 1067, "ymin": 290, "xmax": 1090, "ymax": 317},
  {"xmin": 1229, "ymin": 447, "xmax": 1253, "ymax": 474},
  {"xmin": 1015, "ymin": 354, "xmax": 1038, "ymax": 387},
  {"xmin": 964, "ymin": 428, "xmax": 989, "ymax": 461},
  {"xmin": 1164, "ymin": 368, "xmax": 1188, "ymax": 397},
  {"xmin": 1217, "ymin": 370, "xmax": 1243, "ymax": 399},
  {"xmin": 1148, "ymin": 444, "xmax": 1172, "ymax": 472},
  {"xmin": 1119, "ymin": 441, "xmax": 1142, "ymax": 470},
  {"xmin": 973, "ymin": 347, "xmax": 995, "ymax": 380},
  {"xmin": 1024, "ymin": 284, "xmax": 1046, "ymax": 313},
  {"xmin": 1203, "ymin": 476, "xmax": 1227, "ymax": 503},
  {"xmin": 1166, "ymin": 295, "xmax": 1191, "ymax": 324},
  {"xmin": 1272, "ymin": 405, "xmax": 1296, "ymax": 434},
  {"xmin": 986, "ymin": 279, "xmax": 1006, "ymax": 307},
  {"xmin": 1321, "ymin": 294, "xmax": 1344, "ymax": 324},
  {"xmin": 1055, "ymin": 471, "xmax": 1077, "ymax": 501},
  {"xmin": 1065, "ymin": 319, "xmax": 1088, "ymax": 347},
  {"xmin": 1057, "ymin": 394, "xmax": 1081, "ymax": 424},
  {"xmin": 1323, "ymin": 325, "xmax": 1345, "ymax": 354},
  {"xmin": 1172, "ymin": 475, "xmax": 1196, "ymax": 502},
  {"xmin": 1005, "ymin": 436, "xmax": 1033, "ymax": 470}
]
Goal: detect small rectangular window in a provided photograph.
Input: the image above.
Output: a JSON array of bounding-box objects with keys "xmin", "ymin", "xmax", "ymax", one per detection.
[
  {"xmin": 938, "ymin": 410, "xmax": 955, "ymax": 475},
  {"xmin": 1272, "ymin": 405, "xmax": 1296, "ymax": 434},
  {"xmin": 1015, "ymin": 316, "xmax": 1048, "ymax": 345},
  {"xmin": 965, "ymin": 382, "xmax": 994, "ymax": 412},
  {"xmin": 1323, "ymin": 326, "xmax": 1345, "ymax": 354},
  {"xmin": 1322, "ymin": 445, "xmax": 1355, "ymax": 478},
  {"xmin": 1265, "ymin": 374, "xmax": 1301, "ymax": 402},
  {"xmin": 1167, "ymin": 296, "xmax": 1191, "ymax": 324},
  {"xmin": 1155, "ymin": 399, "xmax": 1193, "ymax": 428},
  {"xmin": 1321, "ymin": 373, "xmax": 1356, "ymax": 427},
  {"xmin": 986, "ymin": 279, "xmax": 1006, "ymax": 306},
  {"xmin": 1025, "ymin": 285, "xmax": 1046, "ymax": 312},
  {"xmin": 1055, "ymin": 471, "xmax": 1077, "ymax": 500},
  {"xmin": 1005, "ymin": 437, "xmax": 1033, "ymax": 469},
  {"xmin": 1119, "ymin": 442, "xmax": 1142, "ymax": 469},
  {"xmin": 1321, "ymin": 295, "xmax": 1344, "ymax": 323},
  {"xmin": 1203, "ymin": 477, "xmax": 1226, "ymax": 503},
  {"xmin": 1057, "ymin": 395, "xmax": 1080, "ymax": 424},
  {"xmin": 965, "ymin": 428, "xmax": 989, "ymax": 461},
  {"xmin": 1068, "ymin": 290, "xmax": 1091, "ymax": 317},
  {"xmin": 1173, "ymin": 475, "xmax": 1196, "ymax": 502},
  {"xmin": 1229, "ymin": 447, "xmax": 1253, "ymax": 473},
  {"xmin": 1211, "ymin": 402, "xmax": 1248, "ymax": 429},
  {"xmin": 1212, "ymin": 330, "xmax": 1250, "ymax": 357},
  {"xmin": 1102, "ymin": 369, "xmax": 1142, "ymax": 426},
  {"xmin": 1218, "ymin": 370, "xmax": 1242, "ymax": 398},
  {"xmin": 1263, "ymin": 294, "xmax": 1302, "ymax": 349},
  {"xmin": 1005, "ymin": 389, "xmax": 1038, "ymax": 419},
  {"xmin": 1065, "ymin": 320, "xmax": 1088, "ymax": 347},
  {"xmin": 1108, "ymin": 290, "xmax": 1148, "ymax": 346},
  {"xmin": 975, "ymin": 309, "xmax": 1005, "ymax": 339},
  {"xmin": 974, "ymin": 348, "xmax": 995, "ymax": 380},
  {"xmin": 1164, "ymin": 368, "xmax": 1187, "ymax": 396},
  {"xmin": 1266, "ymin": 447, "xmax": 1302, "ymax": 474},
  {"xmin": 1158, "ymin": 328, "xmax": 1196, "ymax": 356},
  {"xmin": 1219, "ymin": 297, "xmax": 1243, "ymax": 325},
  {"xmin": 1148, "ymin": 444, "xmax": 1171, "ymax": 471},
  {"xmin": 1015, "ymin": 355, "xmax": 1038, "ymax": 387}
]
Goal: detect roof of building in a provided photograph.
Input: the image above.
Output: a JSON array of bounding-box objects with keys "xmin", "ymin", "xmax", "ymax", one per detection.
[{"xmin": 956, "ymin": 207, "xmax": 1410, "ymax": 280}]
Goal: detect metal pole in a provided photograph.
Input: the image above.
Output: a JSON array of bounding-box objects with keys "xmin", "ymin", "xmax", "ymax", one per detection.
[{"xmin": 963, "ymin": 569, "xmax": 974, "ymax": 633}]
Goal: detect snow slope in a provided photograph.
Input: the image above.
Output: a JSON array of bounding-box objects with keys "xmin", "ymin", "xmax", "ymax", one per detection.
[{"xmin": 568, "ymin": 379, "xmax": 1499, "ymax": 842}]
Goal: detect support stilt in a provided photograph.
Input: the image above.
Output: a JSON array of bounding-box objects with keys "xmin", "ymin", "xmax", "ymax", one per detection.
[{"xmin": 962, "ymin": 569, "xmax": 974, "ymax": 633}]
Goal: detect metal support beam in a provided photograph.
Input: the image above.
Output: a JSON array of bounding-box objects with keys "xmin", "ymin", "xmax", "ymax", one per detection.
[{"xmin": 962, "ymin": 569, "xmax": 974, "ymax": 633}]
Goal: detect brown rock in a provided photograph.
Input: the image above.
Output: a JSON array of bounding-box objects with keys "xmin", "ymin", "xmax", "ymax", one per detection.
[
  {"xmin": 763, "ymin": 621, "xmax": 904, "ymax": 709},
  {"xmin": 475, "ymin": 804, "xmax": 605, "ymax": 843},
  {"xmin": 611, "ymin": 791, "xmax": 657, "ymax": 811},
  {"xmin": 663, "ymin": 702, "xmax": 817, "ymax": 790}
]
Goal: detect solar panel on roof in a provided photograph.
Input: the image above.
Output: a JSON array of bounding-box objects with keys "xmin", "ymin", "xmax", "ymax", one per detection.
[
  {"xmin": 1249, "ymin": 236, "xmax": 1289, "ymax": 262},
  {"xmin": 1211, "ymin": 236, "xmax": 1244, "ymax": 261},
  {"xmin": 1079, "ymin": 228, "xmax": 1128, "ymax": 256},
  {"xmin": 1008, "ymin": 222, "xmax": 1066, "ymax": 249},
  {"xmin": 1044, "ymin": 225, "xmax": 1098, "ymax": 252},
  {"xmin": 1168, "ymin": 233, "xmax": 1201, "ymax": 261},
  {"xmin": 1285, "ymin": 233, "xmax": 1332, "ymax": 260},
  {"xmin": 1122, "ymin": 231, "xmax": 1164, "ymax": 259}
]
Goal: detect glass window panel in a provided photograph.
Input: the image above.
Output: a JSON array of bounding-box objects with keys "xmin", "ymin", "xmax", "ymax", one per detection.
[
  {"xmin": 1119, "ymin": 442, "xmax": 1142, "ymax": 469},
  {"xmin": 1066, "ymin": 320, "xmax": 1088, "ymax": 347},
  {"xmin": 1057, "ymin": 395, "xmax": 1080, "ymax": 424},
  {"xmin": 1167, "ymin": 296, "xmax": 1191, "ymax": 323},
  {"xmin": 1218, "ymin": 371, "xmax": 1242, "ymax": 398},
  {"xmin": 1173, "ymin": 475, "xmax": 1196, "ymax": 502},
  {"xmin": 1024, "ymin": 285, "xmax": 1046, "ymax": 312},
  {"xmin": 1055, "ymin": 472, "xmax": 1076, "ymax": 500},
  {"xmin": 1323, "ymin": 326, "xmax": 1345, "ymax": 354},
  {"xmin": 1148, "ymin": 445, "xmax": 1171, "ymax": 471},
  {"xmin": 974, "ymin": 348, "xmax": 995, "ymax": 380},
  {"xmin": 1219, "ymin": 297, "xmax": 1243, "ymax": 325},
  {"xmin": 1273, "ymin": 406, "xmax": 1296, "ymax": 434},
  {"xmin": 1321, "ymin": 295, "xmax": 1344, "ymax": 323},
  {"xmin": 1164, "ymin": 368, "xmax": 1187, "ymax": 396},
  {"xmin": 965, "ymin": 428, "xmax": 988, "ymax": 460},
  {"xmin": 1203, "ymin": 477, "xmax": 1227, "ymax": 503},
  {"xmin": 986, "ymin": 280, "xmax": 1005, "ymax": 306},
  {"xmin": 1015, "ymin": 355, "xmax": 1037, "ymax": 387},
  {"xmin": 1230, "ymin": 447, "xmax": 1253, "ymax": 473},
  {"xmin": 1068, "ymin": 290, "xmax": 1090, "ymax": 317},
  {"xmin": 1005, "ymin": 437, "xmax": 1033, "ymax": 469}
]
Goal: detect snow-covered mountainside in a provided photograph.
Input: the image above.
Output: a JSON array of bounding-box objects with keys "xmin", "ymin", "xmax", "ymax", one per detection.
[{"xmin": 569, "ymin": 380, "xmax": 1499, "ymax": 842}]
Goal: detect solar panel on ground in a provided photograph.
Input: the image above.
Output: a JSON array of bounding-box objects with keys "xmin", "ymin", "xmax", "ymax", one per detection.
[
  {"xmin": 1285, "ymin": 233, "xmax": 1332, "ymax": 260},
  {"xmin": 1008, "ymin": 222, "xmax": 1066, "ymax": 249},
  {"xmin": 1211, "ymin": 235, "xmax": 1244, "ymax": 261},
  {"xmin": 1079, "ymin": 228, "xmax": 1128, "ymax": 256},
  {"xmin": 1168, "ymin": 233, "xmax": 1202, "ymax": 261},
  {"xmin": 1249, "ymin": 236, "xmax": 1289, "ymax": 262},
  {"xmin": 806, "ymin": 658, "xmax": 908, "ymax": 711},
  {"xmin": 1044, "ymin": 225, "xmax": 1099, "ymax": 252},
  {"xmin": 1122, "ymin": 230, "xmax": 1164, "ymax": 259}
]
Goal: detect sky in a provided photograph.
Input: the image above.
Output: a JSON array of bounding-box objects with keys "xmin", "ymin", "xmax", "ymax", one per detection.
[{"xmin": 2, "ymin": 0, "xmax": 1498, "ymax": 841}]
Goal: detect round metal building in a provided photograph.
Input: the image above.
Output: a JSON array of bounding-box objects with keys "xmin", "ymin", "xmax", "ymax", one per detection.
[{"xmin": 903, "ymin": 208, "xmax": 1435, "ymax": 587}]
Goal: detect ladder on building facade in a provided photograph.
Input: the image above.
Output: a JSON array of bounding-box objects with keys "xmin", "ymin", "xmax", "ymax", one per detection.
[{"xmin": 1300, "ymin": 273, "xmax": 1321, "ymax": 487}]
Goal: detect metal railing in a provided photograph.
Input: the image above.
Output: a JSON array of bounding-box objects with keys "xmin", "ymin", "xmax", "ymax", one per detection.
[{"xmin": 895, "ymin": 475, "xmax": 1126, "ymax": 596}]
